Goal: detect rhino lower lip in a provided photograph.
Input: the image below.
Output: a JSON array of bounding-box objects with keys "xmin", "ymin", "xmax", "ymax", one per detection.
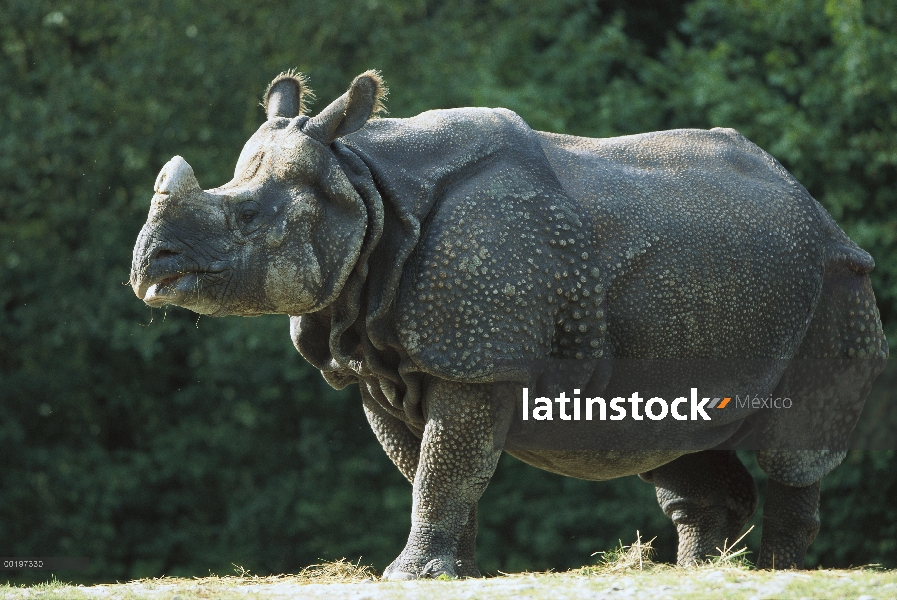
[
  {"xmin": 157, "ymin": 274, "xmax": 182, "ymax": 287},
  {"xmin": 143, "ymin": 272, "xmax": 198, "ymax": 306}
]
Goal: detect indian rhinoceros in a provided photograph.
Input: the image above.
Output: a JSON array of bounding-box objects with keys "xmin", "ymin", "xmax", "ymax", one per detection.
[{"xmin": 130, "ymin": 70, "xmax": 888, "ymax": 577}]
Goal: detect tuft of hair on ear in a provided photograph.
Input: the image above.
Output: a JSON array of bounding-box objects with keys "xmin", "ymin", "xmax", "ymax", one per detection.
[
  {"xmin": 353, "ymin": 69, "xmax": 388, "ymax": 118},
  {"xmin": 262, "ymin": 69, "xmax": 315, "ymax": 117}
]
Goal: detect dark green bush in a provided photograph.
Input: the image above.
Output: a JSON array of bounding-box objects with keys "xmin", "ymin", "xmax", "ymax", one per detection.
[{"xmin": 1, "ymin": 0, "xmax": 894, "ymax": 583}]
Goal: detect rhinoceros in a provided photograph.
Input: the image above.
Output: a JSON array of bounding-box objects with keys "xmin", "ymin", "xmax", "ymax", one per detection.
[{"xmin": 130, "ymin": 70, "xmax": 887, "ymax": 577}]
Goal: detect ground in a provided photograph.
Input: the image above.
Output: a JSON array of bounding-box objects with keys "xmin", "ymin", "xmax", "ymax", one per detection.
[{"xmin": 3, "ymin": 538, "xmax": 895, "ymax": 600}]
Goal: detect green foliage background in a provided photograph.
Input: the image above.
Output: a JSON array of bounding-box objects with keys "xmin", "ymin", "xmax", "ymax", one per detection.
[{"xmin": 1, "ymin": 0, "xmax": 895, "ymax": 584}]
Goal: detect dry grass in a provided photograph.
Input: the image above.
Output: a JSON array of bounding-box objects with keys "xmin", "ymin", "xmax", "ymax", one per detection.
[
  {"xmin": 584, "ymin": 530, "xmax": 660, "ymax": 574},
  {"xmin": 708, "ymin": 525, "xmax": 755, "ymax": 568},
  {"xmin": 227, "ymin": 557, "xmax": 376, "ymax": 583},
  {"xmin": 136, "ymin": 556, "xmax": 377, "ymax": 588},
  {"xmin": 3, "ymin": 543, "xmax": 896, "ymax": 600}
]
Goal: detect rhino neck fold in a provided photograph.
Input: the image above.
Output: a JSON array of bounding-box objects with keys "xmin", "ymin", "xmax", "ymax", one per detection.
[{"xmin": 293, "ymin": 138, "xmax": 435, "ymax": 424}]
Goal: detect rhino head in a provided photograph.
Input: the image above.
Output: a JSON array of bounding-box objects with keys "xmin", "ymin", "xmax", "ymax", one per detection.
[{"xmin": 130, "ymin": 71, "xmax": 386, "ymax": 317}]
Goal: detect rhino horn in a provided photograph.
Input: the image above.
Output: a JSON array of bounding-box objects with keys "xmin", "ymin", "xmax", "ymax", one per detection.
[
  {"xmin": 303, "ymin": 70, "xmax": 387, "ymax": 144},
  {"xmin": 264, "ymin": 70, "xmax": 313, "ymax": 120},
  {"xmin": 154, "ymin": 156, "xmax": 200, "ymax": 198}
]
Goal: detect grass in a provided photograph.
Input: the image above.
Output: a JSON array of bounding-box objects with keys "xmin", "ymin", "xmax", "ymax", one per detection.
[
  {"xmin": 588, "ymin": 530, "xmax": 657, "ymax": 572},
  {"xmin": 2, "ymin": 542, "xmax": 896, "ymax": 599}
]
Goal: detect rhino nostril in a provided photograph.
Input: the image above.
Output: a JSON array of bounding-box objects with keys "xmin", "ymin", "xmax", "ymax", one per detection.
[{"xmin": 154, "ymin": 249, "xmax": 179, "ymax": 260}]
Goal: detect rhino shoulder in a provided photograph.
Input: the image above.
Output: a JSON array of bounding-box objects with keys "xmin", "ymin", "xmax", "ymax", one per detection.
[
  {"xmin": 390, "ymin": 154, "xmax": 606, "ymax": 380},
  {"xmin": 393, "ymin": 185, "xmax": 588, "ymax": 382}
]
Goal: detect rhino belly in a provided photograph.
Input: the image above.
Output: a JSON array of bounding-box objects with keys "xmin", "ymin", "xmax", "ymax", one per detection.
[{"xmin": 505, "ymin": 448, "xmax": 686, "ymax": 480}]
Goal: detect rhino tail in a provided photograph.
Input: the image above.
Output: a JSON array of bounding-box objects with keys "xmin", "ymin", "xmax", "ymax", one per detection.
[
  {"xmin": 823, "ymin": 227, "xmax": 875, "ymax": 275},
  {"xmin": 827, "ymin": 241, "xmax": 875, "ymax": 274},
  {"xmin": 814, "ymin": 203, "xmax": 874, "ymax": 274}
]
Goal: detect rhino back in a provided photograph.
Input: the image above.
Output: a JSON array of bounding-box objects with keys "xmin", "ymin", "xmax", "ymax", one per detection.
[
  {"xmin": 537, "ymin": 127, "xmax": 871, "ymax": 360},
  {"xmin": 342, "ymin": 114, "xmax": 871, "ymax": 391}
]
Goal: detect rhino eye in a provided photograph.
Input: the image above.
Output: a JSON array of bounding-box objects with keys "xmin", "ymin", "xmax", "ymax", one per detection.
[{"xmin": 236, "ymin": 201, "xmax": 261, "ymax": 232}]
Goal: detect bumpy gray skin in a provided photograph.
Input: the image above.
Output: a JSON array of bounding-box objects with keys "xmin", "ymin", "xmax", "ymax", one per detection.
[{"xmin": 130, "ymin": 72, "xmax": 888, "ymax": 576}]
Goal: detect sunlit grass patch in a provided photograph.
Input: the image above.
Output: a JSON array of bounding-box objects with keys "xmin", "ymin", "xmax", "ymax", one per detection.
[
  {"xmin": 3, "ymin": 551, "xmax": 897, "ymax": 600},
  {"xmin": 207, "ymin": 557, "xmax": 377, "ymax": 585},
  {"xmin": 583, "ymin": 530, "xmax": 661, "ymax": 574}
]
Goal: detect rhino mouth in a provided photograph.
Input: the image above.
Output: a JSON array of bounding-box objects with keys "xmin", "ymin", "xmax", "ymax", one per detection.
[{"xmin": 141, "ymin": 269, "xmax": 225, "ymax": 307}]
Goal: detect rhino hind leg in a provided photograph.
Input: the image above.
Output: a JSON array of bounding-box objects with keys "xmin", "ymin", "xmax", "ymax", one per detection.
[
  {"xmin": 649, "ymin": 450, "xmax": 758, "ymax": 565},
  {"xmin": 757, "ymin": 265, "xmax": 887, "ymax": 484},
  {"xmin": 754, "ymin": 264, "xmax": 887, "ymax": 568},
  {"xmin": 755, "ymin": 479, "xmax": 820, "ymax": 569}
]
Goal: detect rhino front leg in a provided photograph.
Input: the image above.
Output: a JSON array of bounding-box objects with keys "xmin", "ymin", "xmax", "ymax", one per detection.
[
  {"xmin": 361, "ymin": 386, "xmax": 482, "ymax": 577},
  {"xmin": 361, "ymin": 388, "xmax": 483, "ymax": 577},
  {"xmin": 454, "ymin": 504, "xmax": 481, "ymax": 578},
  {"xmin": 381, "ymin": 379, "xmax": 501, "ymax": 580},
  {"xmin": 361, "ymin": 387, "xmax": 423, "ymax": 483}
]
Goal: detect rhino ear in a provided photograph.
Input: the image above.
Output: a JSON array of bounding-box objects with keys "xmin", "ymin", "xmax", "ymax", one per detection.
[
  {"xmin": 263, "ymin": 70, "xmax": 313, "ymax": 120},
  {"xmin": 303, "ymin": 70, "xmax": 387, "ymax": 144}
]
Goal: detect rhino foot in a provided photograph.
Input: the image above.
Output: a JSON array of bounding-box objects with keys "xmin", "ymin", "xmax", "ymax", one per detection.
[
  {"xmin": 383, "ymin": 554, "xmax": 458, "ymax": 580},
  {"xmin": 455, "ymin": 557, "xmax": 482, "ymax": 578}
]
